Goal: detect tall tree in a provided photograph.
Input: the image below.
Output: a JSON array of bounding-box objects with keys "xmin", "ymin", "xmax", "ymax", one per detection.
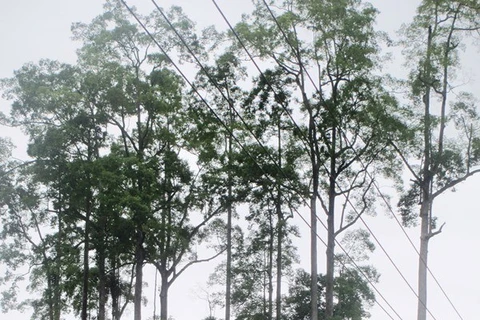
[
  {"xmin": 1, "ymin": 57, "xmax": 113, "ymax": 319},
  {"xmin": 190, "ymin": 51, "xmax": 248, "ymax": 320},
  {"xmin": 284, "ymin": 229, "xmax": 378, "ymax": 320},
  {"xmin": 1, "ymin": 3, "xmax": 230, "ymax": 320},
  {"xmin": 397, "ymin": 1, "xmax": 480, "ymax": 319},
  {"xmin": 235, "ymin": 1, "xmax": 404, "ymax": 318}
]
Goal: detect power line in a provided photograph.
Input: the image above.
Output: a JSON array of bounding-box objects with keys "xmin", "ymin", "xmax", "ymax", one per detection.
[
  {"xmin": 257, "ymin": 0, "xmax": 439, "ymax": 317},
  {"xmin": 149, "ymin": 1, "xmax": 404, "ymax": 318},
  {"xmin": 119, "ymin": 1, "xmax": 403, "ymax": 319},
  {"xmin": 255, "ymin": 1, "xmax": 464, "ymax": 319},
  {"xmin": 209, "ymin": 1, "xmax": 442, "ymax": 319}
]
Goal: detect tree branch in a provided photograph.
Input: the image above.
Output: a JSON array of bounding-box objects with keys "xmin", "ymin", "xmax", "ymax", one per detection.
[
  {"xmin": 169, "ymin": 247, "xmax": 226, "ymax": 285},
  {"xmin": 427, "ymin": 222, "xmax": 445, "ymax": 239},
  {"xmin": 431, "ymin": 168, "xmax": 480, "ymax": 199}
]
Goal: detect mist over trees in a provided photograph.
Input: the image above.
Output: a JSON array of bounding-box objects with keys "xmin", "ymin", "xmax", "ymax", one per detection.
[{"xmin": 0, "ymin": 1, "xmax": 479, "ymax": 320}]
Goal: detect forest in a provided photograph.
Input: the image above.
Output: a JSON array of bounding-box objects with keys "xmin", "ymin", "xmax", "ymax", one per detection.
[{"xmin": 0, "ymin": 0, "xmax": 479, "ymax": 320}]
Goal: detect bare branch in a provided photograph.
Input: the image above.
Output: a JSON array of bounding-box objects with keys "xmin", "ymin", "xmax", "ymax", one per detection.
[
  {"xmin": 431, "ymin": 168, "xmax": 480, "ymax": 199},
  {"xmin": 335, "ymin": 178, "xmax": 374, "ymax": 237},
  {"xmin": 428, "ymin": 222, "xmax": 446, "ymax": 239},
  {"xmin": 169, "ymin": 248, "xmax": 226, "ymax": 285}
]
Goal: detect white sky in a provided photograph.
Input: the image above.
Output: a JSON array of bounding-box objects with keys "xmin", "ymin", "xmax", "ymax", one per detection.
[{"xmin": 1, "ymin": 1, "xmax": 479, "ymax": 320}]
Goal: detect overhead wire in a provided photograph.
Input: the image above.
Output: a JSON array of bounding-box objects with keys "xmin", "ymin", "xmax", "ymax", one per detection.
[
  {"xmin": 111, "ymin": 7, "xmax": 336, "ymax": 318},
  {"xmin": 249, "ymin": 0, "xmax": 437, "ymax": 318},
  {"xmin": 208, "ymin": 1, "xmax": 406, "ymax": 319},
  {"xmin": 255, "ymin": 1, "xmax": 464, "ymax": 319},
  {"xmin": 208, "ymin": 0, "xmax": 450, "ymax": 319},
  {"xmin": 118, "ymin": 1, "xmax": 402, "ymax": 319},
  {"xmin": 121, "ymin": 0, "xmax": 401, "ymax": 319},
  {"xmin": 118, "ymin": 0, "xmax": 409, "ymax": 319}
]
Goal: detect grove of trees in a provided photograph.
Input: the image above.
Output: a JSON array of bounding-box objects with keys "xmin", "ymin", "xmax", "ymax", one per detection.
[{"xmin": 0, "ymin": 1, "xmax": 479, "ymax": 320}]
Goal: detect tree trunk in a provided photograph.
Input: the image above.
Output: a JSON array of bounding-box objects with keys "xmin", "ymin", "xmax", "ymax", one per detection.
[
  {"xmin": 110, "ymin": 257, "xmax": 121, "ymax": 320},
  {"xmin": 325, "ymin": 127, "xmax": 337, "ymax": 319},
  {"xmin": 325, "ymin": 182, "xmax": 336, "ymax": 318},
  {"xmin": 309, "ymin": 114, "xmax": 319, "ymax": 320},
  {"xmin": 160, "ymin": 272, "xmax": 169, "ymax": 320},
  {"xmin": 417, "ymin": 26, "xmax": 433, "ymax": 320},
  {"xmin": 275, "ymin": 212, "xmax": 283, "ymax": 320},
  {"xmin": 98, "ymin": 243, "xmax": 107, "ymax": 320},
  {"xmin": 81, "ymin": 197, "xmax": 91, "ymax": 320},
  {"xmin": 417, "ymin": 201, "xmax": 430, "ymax": 320},
  {"xmin": 225, "ymin": 103, "xmax": 233, "ymax": 320},
  {"xmin": 46, "ymin": 266, "xmax": 55, "ymax": 320},
  {"xmin": 134, "ymin": 231, "xmax": 144, "ymax": 320},
  {"xmin": 275, "ymin": 111, "xmax": 283, "ymax": 320},
  {"xmin": 268, "ymin": 214, "xmax": 274, "ymax": 320},
  {"xmin": 225, "ymin": 202, "xmax": 232, "ymax": 320},
  {"xmin": 53, "ymin": 207, "xmax": 62, "ymax": 320}
]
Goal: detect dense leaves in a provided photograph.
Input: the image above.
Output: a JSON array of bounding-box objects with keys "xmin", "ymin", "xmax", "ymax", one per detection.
[{"xmin": 0, "ymin": 1, "xmax": 479, "ymax": 320}]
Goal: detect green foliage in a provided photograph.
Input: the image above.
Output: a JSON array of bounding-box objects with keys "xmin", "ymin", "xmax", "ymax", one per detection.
[
  {"xmin": 397, "ymin": 0, "xmax": 480, "ymax": 226},
  {"xmin": 283, "ymin": 268, "xmax": 375, "ymax": 320},
  {"xmin": 1, "ymin": 0, "xmax": 477, "ymax": 320}
]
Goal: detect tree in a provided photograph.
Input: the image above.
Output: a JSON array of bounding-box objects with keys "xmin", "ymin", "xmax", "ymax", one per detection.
[
  {"xmin": 241, "ymin": 67, "xmax": 306, "ymax": 320},
  {"xmin": 284, "ymin": 229, "xmax": 377, "ymax": 320},
  {"xmin": 397, "ymin": 1, "xmax": 480, "ymax": 319},
  {"xmin": 235, "ymin": 1, "xmax": 404, "ymax": 319},
  {"xmin": 74, "ymin": 4, "xmax": 229, "ymax": 320},
  {"xmin": 189, "ymin": 51, "xmax": 248, "ymax": 320},
  {"xmin": 283, "ymin": 268, "xmax": 375, "ymax": 320},
  {"xmin": 1, "ymin": 3, "xmax": 229, "ymax": 320},
  {"xmin": 0, "ymin": 57, "xmax": 114, "ymax": 320}
]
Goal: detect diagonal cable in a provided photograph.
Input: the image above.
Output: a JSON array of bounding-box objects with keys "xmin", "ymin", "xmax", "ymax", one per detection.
[
  {"xmin": 210, "ymin": 0, "xmax": 445, "ymax": 319},
  {"xmin": 257, "ymin": 1, "xmax": 464, "ymax": 319},
  {"xmin": 151, "ymin": 1, "xmax": 403, "ymax": 318},
  {"xmin": 120, "ymin": 1, "xmax": 403, "ymax": 319}
]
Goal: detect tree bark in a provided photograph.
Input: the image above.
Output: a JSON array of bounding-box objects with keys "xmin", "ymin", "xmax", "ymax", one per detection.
[
  {"xmin": 325, "ymin": 133, "xmax": 336, "ymax": 320},
  {"xmin": 134, "ymin": 231, "xmax": 144, "ymax": 320},
  {"xmin": 275, "ymin": 119, "xmax": 283, "ymax": 320},
  {"xmin": 268, "ymin": 213, "xmax": 274, "ymax": 320},
  {"xmin": 225, "ymin": 203, "xmax": 232, "ymax": 320},
  {"xmin": 81, "ymin": 195, "xmax": 92, "ymax": 320},
  {"xmin": 98, "ymin": 242, "xmax": 107, "ymax": 320},
  {"xmin": 160, "ymin": 273, "xmax": 169, "ymax": 320},
  {"xmin": 417, "ymin": 25, "xmax": 433, "ymax": 320},
  {"xmin": 110, "ymin": 257, "xmax": 121, "ymax": 320},
  {"xmin": 53, "ymin": 205, "xmax": 62, "ymax": 320},
  {"xmin": 309, "ymin": 114, "xmax": 319, "ymax": 320},
  {"xmin": 417, "ymin": 201, "xmax": 430, "ymax": 320},
  {"xmin": 225, "ymin": 102, "xmax": 233, "ymax": 320}
]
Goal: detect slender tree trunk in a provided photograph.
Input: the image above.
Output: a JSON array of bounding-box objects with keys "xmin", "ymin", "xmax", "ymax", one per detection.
[
  {"xmin": 81, "ymin": 196, "xmax": 92, "ymax": 320},
  {"xmin": 309, "ymin": 115, "xmax": 319, "ymax": 320},
  {"xmin": 225, "ymin": 202, "xmax": 232, "ymax": 320},
  {"xmin": 276, "ymin": 217, "xmax": 283, "ymax": 320},
  {"xmin": 98, "ymin": 243, "xmax": 107, "ymax": 320},
  {"xmin": 417, "ymin": 26, "xmax": 433, "ymax": 320},
  {"xmin": 53, "ymin": 205, "xmax": 62, "ymax": 320},
  {"xmin": 225, "ymin": 102, "xmax": 233, "ymax": 320},
  {"xmin": 46, "ymin": 267, "xmax": 55, "ymax": 320},
  {"xmin": 268, "ymin": 214, "xmax": 274, "ymax": 320},
  {"xmin": 110, "ymin": 257, "xmax": 121, "ymax": 320},
  {"xmin": 160, "ymin": 272, "xmax": 169, "ymax": 320},
  {"xmin": 325, "ymin": 127, "xmax": 337, "ymax": 319},
  {"xmin": 325, "ymin": 191, "xmax": 335, "ymax": 317},
  {"xmin": 134, "ymin": 231, "xmax": 144, "ymax": 320},
  {"xmin": 325, "ymin": 196, "xmax": 335, "ymax": 319},
  {"xmin": 275, "ymin": 119, "xmax": 283, "ymax": 320},
  {"xmin": 417, "ymin": 200, "xmax": 430, "ymax": 320}
]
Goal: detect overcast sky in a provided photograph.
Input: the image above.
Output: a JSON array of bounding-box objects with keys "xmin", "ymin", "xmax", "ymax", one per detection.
[{"xmin": 1, "ymin": 1, "xmax": 479, "ymax": 320}]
